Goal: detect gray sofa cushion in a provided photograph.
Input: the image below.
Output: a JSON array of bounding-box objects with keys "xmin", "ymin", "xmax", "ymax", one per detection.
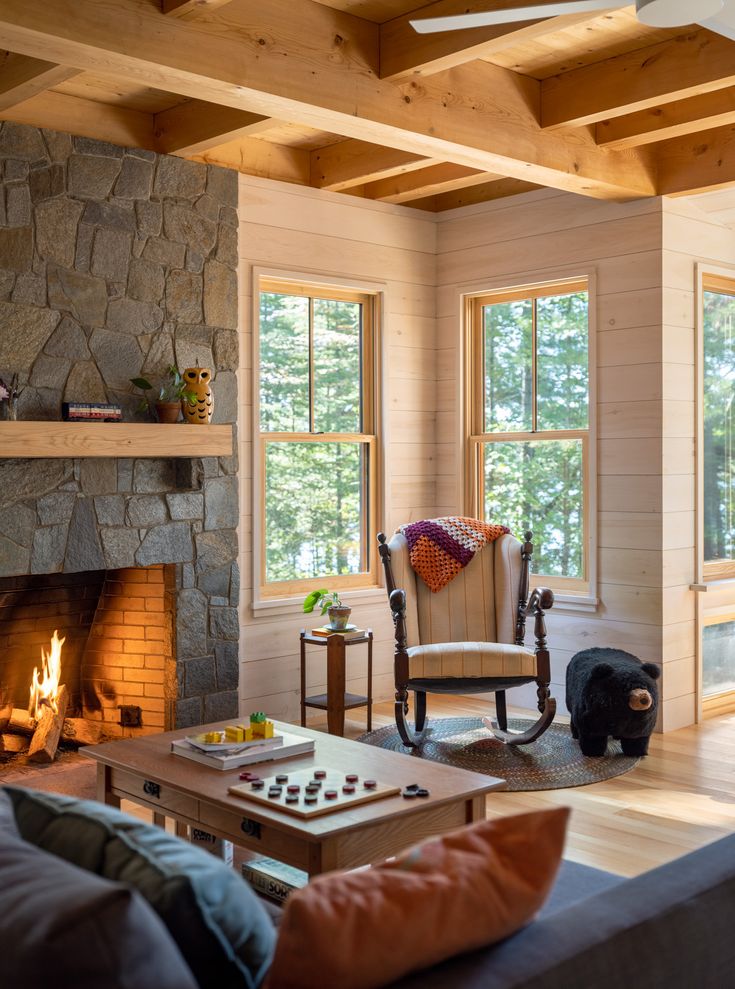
[
  {"xmin": 389, "ymin": 835, "xmax": 735, "ymax": 989},
  {"xmin": 0, "ymin": 790, "xmax": 198, "ymax": 989},
  {"xmin": 6, "ymin": 786, "xmax": 276, "ymax": 989}
]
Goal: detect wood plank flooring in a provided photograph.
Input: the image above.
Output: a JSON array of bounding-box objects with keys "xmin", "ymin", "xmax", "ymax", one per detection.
[{"xmin": 307, "ymin": 694, "xmax": 735, "ymax": 878}]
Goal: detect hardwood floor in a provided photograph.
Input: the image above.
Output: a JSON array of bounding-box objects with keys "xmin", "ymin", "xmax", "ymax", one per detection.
[{"xmin": 307, "ymin": 694, "xmax": 735, "ymax": 878}]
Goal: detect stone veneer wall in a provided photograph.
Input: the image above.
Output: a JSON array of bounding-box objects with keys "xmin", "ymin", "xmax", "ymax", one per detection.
[{"xmin": 0, "ymin": 122, "xmax": 239, "ymax": 728}]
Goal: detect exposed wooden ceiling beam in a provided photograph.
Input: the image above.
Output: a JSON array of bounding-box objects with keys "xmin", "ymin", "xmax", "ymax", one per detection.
[
  {"xmin": 408, "ymin": 177, "xmax": 543, "ymax": 211},
  {"xmin": 658, "ymin": 123, "xmax": 735, "ymax": 197},
  {"xmin": 542, "ymin": 28, "xmax": 735, "ymax": 130},
  {"xmin": 154, "ymin": 99, "xmax": 275, "ymax": 156},
  {"xmin": 310, "ymin": 140, "xmax": 431, "ymax": 191},
  {"xmin": 163, "ymin": 0, "xmax": 234, "ymax": 20},
  {"xmin": 0, "ymin": 52, "xmax": 80, "ymax": 111},
  {"xmin": 597, "ymin": 88, "xmax": 735, "ymax": 150},
  {"xmin": 363, "ymin": 162, "xmax": 500, "ymax": 203},
  {"xmin": 0, "ymin": 0, "xmax": 655, "ymax": 201},
  {"xmin": 190, "ymin": 137, "xmax": 310, "ymax": 185},
  {"xmin": 0, "ymin": 89, "xmax": 155, "ymax": 149},
  {"xmin": 380, "ymin": 3, "xmax": 607, "ymax": 81}
]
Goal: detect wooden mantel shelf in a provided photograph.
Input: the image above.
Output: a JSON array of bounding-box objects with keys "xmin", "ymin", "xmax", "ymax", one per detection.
[{"xmin": 0, "ymin": 422, "xmax": 233, "ymax": 458}]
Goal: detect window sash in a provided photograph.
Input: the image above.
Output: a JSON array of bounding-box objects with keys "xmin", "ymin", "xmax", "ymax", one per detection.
[
  {"xmin": 256, "ymin": 278, "xmax": 378, "ymax": 597},
  {"xmin": 467, "ymin": 281, "xmax": 590, "ymax": 587},
  {"xmin": 702, "ymin": 275, "xmax": 735, "ymax": 580}
]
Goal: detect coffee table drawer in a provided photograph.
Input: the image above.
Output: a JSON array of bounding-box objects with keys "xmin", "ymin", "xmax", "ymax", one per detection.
[
  {"xmin": 199, "ymin": 804, "xmax": 310, "ymax": 870},
  {"xmin": 111, "ymin": 769, "xmax": 199, "ymax": 819}
]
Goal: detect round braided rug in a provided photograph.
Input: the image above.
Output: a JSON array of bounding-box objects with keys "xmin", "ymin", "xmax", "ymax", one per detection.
[{"xmin": 358, "ymin": 717, "xmax": 640, "ymax": 792}]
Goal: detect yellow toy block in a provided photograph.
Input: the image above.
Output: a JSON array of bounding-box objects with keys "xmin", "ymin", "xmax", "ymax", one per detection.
[
  {"xmin": 251, "ymin": 719, "xmax": 274, "ymax": 739},
  {"xmin": 204, "ymin": 731, "xmax": 223, "ymax": 743},
  {"xmin": 225, "ymin": 725, "xmax": 245, "ymax": 743},
  {"xmin": 243, "ymin": 726, "xmax": 255, "ymax": 742}
]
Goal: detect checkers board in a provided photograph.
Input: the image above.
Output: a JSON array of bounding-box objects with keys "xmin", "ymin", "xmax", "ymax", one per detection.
[{"xmin": 228, "ymin": 766, "xmax": 400, "ymax": 819}]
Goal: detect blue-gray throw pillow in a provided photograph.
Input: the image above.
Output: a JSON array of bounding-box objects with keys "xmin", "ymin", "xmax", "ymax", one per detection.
[
  {"xmin": 0, "ymin": 789, "xmax": 198, "ymax": 989},
  {"xmin": 6, "ymin": 786, "xmax": 276, "ymax": 989}
]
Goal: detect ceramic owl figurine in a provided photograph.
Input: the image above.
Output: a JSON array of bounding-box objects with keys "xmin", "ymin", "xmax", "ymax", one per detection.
[{"xmin": 181, "ymin": 367, "xmax": 213, "ymax": 424}]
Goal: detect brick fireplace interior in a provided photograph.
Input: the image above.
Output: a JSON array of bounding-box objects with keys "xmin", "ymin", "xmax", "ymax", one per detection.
[{"xmin": 0, "ymin": 564, "xmax": 176, "ymax": 739}]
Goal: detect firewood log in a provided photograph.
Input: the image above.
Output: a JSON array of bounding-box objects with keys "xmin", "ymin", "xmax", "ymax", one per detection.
[
  {"xmin": 62, "ymin": 718, "xmax": 106, "ymax": 746},
  {"xmin": 28, "ymin": 685, "xmax": 68, "ymax": 763},
  {"xmin": 0, "ymin": 733, "xmax": 29, "ymax": 753},
  {"xmin": 0, "ymin": 704, "xmax": 11, "ymax": 732},
  {"xmin": 8, "ymin": 708, "xmax": 36, "ymax": 735}
]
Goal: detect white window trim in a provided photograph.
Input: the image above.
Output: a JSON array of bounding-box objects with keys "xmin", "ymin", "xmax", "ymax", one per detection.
[
  {"xmin": 458, "ymin": 266, "xmax": 599, "ymax": 613},
  {"xmin": 250, "ymin": 266, "xmax": 388, "ymax": 614}
]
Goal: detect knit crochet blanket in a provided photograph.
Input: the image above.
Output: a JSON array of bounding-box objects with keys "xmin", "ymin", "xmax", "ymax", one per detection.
[{"xmin": 398, "ymin": 517, "xmax": 510, "ymax": 594}]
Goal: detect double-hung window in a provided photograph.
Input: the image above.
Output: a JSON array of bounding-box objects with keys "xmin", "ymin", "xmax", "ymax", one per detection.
[
  {"xmin": 256, "ymin": 278, "xmax": 378, "ymax": 598},
  {"xmin": 702, "ymin": 275, "xmax": 735, "ymax": 581},
  {"xmin": 467, "ymin": 280, "xmax": 591, "ymax": 593}
]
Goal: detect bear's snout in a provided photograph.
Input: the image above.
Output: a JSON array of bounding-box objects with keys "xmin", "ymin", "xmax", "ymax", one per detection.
[{"xmin": 629, "ymin": 688, "xmax": 652, "ymax": 711}]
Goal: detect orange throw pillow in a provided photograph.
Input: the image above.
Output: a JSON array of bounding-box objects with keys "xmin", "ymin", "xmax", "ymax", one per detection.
[{"xmin": 265, "ymin": 807, "xmax": 570, "ymax": 989}]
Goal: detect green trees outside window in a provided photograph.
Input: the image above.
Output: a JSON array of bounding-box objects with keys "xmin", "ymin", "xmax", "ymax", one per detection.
[
  {"xmin": 471, "ymin": 284, "xmax": 589, "ymax": 584},
  {"xmin": 258, "ymin": 284, "xmax": 376, "ymax": 594},
  {"xmin": 703, "ymin": 288, "xmax": 735, "ymax": 569}
]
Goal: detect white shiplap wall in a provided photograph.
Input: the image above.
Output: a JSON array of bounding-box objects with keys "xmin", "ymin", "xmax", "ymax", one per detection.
[
  {"xmin": 237, "ymin": 174, "xmax": 437, "ymax": 723},
  {"xmin": 236, "ymin": 175, "xmax": 732, "ymax": 732}
]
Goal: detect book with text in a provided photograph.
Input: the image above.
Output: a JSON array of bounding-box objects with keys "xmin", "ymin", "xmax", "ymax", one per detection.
[{"xmin": 241, "ymin": 857, "xmax": 308, "ymax": 904}]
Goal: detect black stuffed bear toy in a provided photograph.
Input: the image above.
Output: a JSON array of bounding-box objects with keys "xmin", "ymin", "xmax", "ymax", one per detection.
[{"xmin": 566, "ymin": 647, "xmax": 660, "ymax": 757}]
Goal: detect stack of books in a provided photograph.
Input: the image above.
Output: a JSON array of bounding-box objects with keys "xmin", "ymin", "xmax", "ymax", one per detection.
[
  {"xmin": 62, "ymin": 402, "xmax": 123, "ymax": 422},
  {"xmin": 311, "ymin": 625, "xmax": 365, "ymax": 640},
  {"xmin": 171, "ymin": 729, "xmax": 314, "ymax": 770}
]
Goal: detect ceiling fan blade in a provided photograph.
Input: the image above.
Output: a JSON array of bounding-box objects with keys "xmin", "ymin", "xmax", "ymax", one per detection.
[{"xmin": 409, "ymin": 1, "xmax": 621, "ymax": 34}]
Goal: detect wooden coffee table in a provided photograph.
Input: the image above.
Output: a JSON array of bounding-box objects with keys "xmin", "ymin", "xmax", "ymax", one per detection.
[{"xmin": 85, "ymin": 720, "xmax": 503, "ymax": 876}]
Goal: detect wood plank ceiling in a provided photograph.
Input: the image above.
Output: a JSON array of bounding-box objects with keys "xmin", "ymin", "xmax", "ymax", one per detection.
[{"xmin": 0, "ymin": 0, "xmax": 733, "ymax": 211}]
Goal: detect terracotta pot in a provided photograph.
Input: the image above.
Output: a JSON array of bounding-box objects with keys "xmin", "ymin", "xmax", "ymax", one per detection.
[
  {"xmin": 327, "ymin": 605, "xmax": 352, "ymax": 631},
  {"xmin": 155, "ymin": 401, "xmax": 181, "ymax": 424}
]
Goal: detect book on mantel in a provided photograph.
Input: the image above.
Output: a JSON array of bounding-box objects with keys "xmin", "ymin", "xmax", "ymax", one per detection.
[{"xmin": 171, "ymin": 730, "xmax": 315, "ymax": 770}]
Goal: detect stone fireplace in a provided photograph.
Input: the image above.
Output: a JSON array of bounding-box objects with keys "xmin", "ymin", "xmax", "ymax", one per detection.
[{"xmin": 0, "ymin": 122, "xmax": 240, "ymax": 737}]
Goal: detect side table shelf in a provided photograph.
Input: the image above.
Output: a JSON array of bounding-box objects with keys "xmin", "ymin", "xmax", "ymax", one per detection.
[{"xmin": 300, "ymin": 629, "xmax": 373, "ymax": 737}]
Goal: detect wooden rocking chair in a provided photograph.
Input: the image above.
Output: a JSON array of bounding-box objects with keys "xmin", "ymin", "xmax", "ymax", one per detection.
[{"xmin": 377, "ymin": 528, "xmax": 556, "ymax": 747}]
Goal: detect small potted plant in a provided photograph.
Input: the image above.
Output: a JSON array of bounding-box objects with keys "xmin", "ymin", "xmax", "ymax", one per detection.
[
  {"xmin": 130, "ymin": 365, "xmax": 197, "ymax": 423},
  {"xmin": 303, "ymin": 589, "xmax": 352, "ymax": 631}
]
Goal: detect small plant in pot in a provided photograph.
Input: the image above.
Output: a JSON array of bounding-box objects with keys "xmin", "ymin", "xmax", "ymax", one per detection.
[
  {"xmin": 303, "ymin": 589, "xmax": 352, "ymax": 631},
  {"xmin": 130, "ymin": 366, "xmax": 198, "ymax": 423}
]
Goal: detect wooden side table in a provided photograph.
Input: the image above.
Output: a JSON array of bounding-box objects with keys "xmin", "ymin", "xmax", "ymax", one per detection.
[{"xmin": 300, "ymin": 629, "xmax": 373, "ymax": 737}]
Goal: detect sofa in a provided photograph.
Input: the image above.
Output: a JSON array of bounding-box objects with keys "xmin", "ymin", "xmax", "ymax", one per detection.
[{"xmin": 2, "ymin": 784, "xmax": 735, "ymax": 989}]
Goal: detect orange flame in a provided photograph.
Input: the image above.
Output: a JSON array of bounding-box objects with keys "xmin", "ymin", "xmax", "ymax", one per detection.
[{"xmin": 29, "ymin": 629, "xmax": 65, "ymax": 719}]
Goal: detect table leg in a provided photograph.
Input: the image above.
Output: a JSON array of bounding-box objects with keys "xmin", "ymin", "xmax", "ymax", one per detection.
[
  {"xmin": 367, "ymin": 632, "xmax": 373, "ymax": 732},
  {"xmin": 326, "ymin": 633, "xmax": 346, "ymax": 736},
  {"xmin": 467, "ymin": 794, "xmax": 486, "ymax": 823},
  {"xmin": 95, "ymin": 763, "xmax": 120, "ymax": 808},
  {"xmin": 175, "ymin": 821, "xmax": 189, "ymax": 839},
  {"xmin": 300, "ymin": 634, "xmax": 307, "ymax": 727},
  {"xmin": 153, "ymin": 812, "xmax": 166, "ymax": 829}
]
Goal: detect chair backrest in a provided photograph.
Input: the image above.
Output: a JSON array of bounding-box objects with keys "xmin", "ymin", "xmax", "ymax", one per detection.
[{"xmin": 383, "ymin": 531, "xmax": 525, "ymax": 649}]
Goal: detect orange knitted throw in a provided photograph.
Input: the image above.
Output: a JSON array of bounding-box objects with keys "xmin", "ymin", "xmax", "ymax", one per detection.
[{"xmin": 398, "ymin": 517, "xmax": 510, "ymax": 593}]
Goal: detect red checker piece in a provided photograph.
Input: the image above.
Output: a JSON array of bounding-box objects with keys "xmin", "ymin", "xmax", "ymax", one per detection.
[
  {"xmin": 342, "ymin": 784, "xmax": 355, "ymax": 794},
  {"xmin": 313, "ymin": 770, "xmax": 327, "ymax": 780},
  {"xmin": 363, "ymin": 780, "xmax": 377, "ymax": 790},
  {"xmin": 324, "ymin": 789, "xmax": 339, "ymax": 800},
  {"xmin": 287, "ymin": 784, "xmax": 300, "ymax": 794},
  {"xmin": 345, "ymin": 774, "xmax": 358, "ymax": 784}
]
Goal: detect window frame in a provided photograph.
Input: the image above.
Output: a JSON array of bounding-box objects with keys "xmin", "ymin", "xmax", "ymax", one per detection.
[
  {"xmin": 464, "ymin": 277, "xmax": 594, "ymax": 597},
  {"xmin": 701, "ymin": 610, "xmax": 735, "ymax": 716},
  {"xmin": 699, "ymin": 268, "xmax": 735, "ymax": 583},
  {"xmin": 253, "ymin": 273, "xmax": 381, "ymax": 601}
]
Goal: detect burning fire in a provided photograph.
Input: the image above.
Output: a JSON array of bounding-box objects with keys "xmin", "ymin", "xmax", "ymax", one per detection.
[{"xmin": 28, "ymin": 630, "xmax": 65, "ymax": 720}]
